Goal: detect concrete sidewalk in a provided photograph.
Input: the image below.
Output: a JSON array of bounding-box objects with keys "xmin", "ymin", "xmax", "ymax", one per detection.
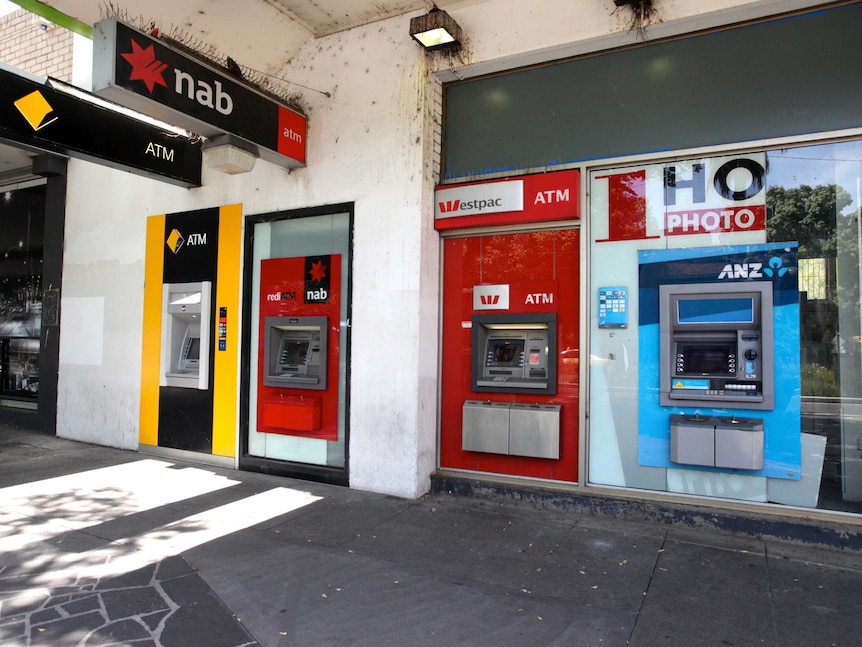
[{"xmin": 1, "ymin": 426, "xmax": 860, "ymax": 647}]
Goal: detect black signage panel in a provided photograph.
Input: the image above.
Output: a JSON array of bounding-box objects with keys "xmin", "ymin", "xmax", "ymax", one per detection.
[
  {"xmin": 0, "ymin": 67, "xmax": 201, "ymax": 187},
  {"xmin": 162, "ymin": 208, "xmax": 220, "ymax": 284},
  {"xmin": 93, "ymin": 19, "xmax": 307, "ymax": 169}
]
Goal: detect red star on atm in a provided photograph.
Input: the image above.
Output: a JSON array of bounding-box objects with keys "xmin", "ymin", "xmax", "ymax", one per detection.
[
  {"xmin": 121, "ymin": 39, "xmax": 168, "ymax": 93},
  {"xmin": 308, "ymin": 260, "xmax": 327, "ymax": 283}
]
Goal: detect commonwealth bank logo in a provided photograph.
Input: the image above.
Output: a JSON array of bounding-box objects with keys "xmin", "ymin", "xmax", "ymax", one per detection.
[
  {"xmin": 14, "ymin": 90, "xmax": 58, "ymax": 131},
  {"xmin": 166, "ymin": 229, "xmax": 185, "ymax": 254}
]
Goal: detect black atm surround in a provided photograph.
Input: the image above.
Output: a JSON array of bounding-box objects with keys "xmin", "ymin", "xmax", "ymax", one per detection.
[
  {"xmin": 157, "ymin": 208, "xmax": 219, "ymax": 453},
  {"xmin": 237, "ymin": 203, "xmax": 354, "ymax": 487}
]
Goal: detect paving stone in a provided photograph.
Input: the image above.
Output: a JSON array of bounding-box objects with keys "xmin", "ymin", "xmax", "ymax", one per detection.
[
  {"xmin": 30, "ymin": 610, "xmax": 106, "ymax": 646},
  {"xmin": 159, "ymin": 571, "xmax": 215, "ymax": 608},
  {"xmin": 0, "ymin": 620, "xmax": 25, "ymax": 641},
  {"xmin": 85, "ymin": 617, "xmax": 151, "ymax": 645},
  {"xmin": 96, "ymin": 563, "xmax": 156, "ymax": 590},
  {"xmin": 0, "ymin": 589, "xmax": 50, "ymax": 617},
  {"xmin": 29, "ymin": 606, "xmax": 63, "ymax": 625},
  {"xmin": 60, "ymin": 593, "xmax": 101, "ymax": 615},
  {"xmin": 159, "ymin": 604, "xmax": 258, "ymax": 647},
  {"xmin": 140, "ymin": 608, "xmax": 171, "ymax": 630},
  {"xmin": 156, "ymin": 555, "xmax": 195, "ymax": 581},
  {"xmin": 101, "ymin": 586, "xmax": 168, "ymax": 620}
]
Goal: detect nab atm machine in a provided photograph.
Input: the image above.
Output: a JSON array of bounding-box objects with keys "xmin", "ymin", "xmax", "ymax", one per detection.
[
  {"xmin": 256, "ymin": 255, "xmax": 341, "ymax": 441},
  {"xmin": 658, "ymin": 282, "xmax": 773, "ymax": 470},
  {"xmin": 263, "ymin": 316, "xmax": 327, "ymax": 390}
]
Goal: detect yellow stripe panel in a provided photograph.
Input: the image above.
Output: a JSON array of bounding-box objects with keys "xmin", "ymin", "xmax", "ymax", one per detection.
[
  {"xmin": 139, "ymin": 214, "xmax": 166, "ymax": 447},
  {"xmin": 212, "ymin": 204, "xmax": 243, "ymax": 457}
]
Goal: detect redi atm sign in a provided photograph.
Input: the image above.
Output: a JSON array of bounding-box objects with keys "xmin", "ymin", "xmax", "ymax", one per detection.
[
  {"xmin": 93, "ymin": 18, "xmax": 307, "ymax": 169},
  {"xmin": 435, "ymin": 169, "xmax": 580, "ymax": 231}
]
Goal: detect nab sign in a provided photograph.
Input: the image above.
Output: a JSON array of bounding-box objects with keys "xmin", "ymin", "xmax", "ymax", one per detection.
[{"xmin": 93, "ymin": 18, "xmax": 307, "ymax": 169}]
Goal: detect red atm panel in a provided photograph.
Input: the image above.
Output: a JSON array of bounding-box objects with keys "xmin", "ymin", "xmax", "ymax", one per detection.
[
  {"xmin": 257, "ymin": 255, "xmax": 340, "ymax": 440},
  {"xmin": 439, "ymin": 230, "xmax": 580, "ymax": 482}
]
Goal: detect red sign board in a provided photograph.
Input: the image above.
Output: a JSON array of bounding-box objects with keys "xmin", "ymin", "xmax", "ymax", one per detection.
[{"xmin": 434, "ymin": 169, "xmax": 580, "ymax": 231}]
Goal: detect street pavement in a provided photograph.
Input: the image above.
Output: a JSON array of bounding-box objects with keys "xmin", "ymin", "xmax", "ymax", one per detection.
[{"xmin": 1, "ymin": 425, "xmax": 861, "ymax": 647}]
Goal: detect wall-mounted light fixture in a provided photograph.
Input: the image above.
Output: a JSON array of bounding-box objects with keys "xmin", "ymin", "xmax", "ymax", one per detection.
[
  {"xmin": 202, "ymin": 134, "xmax": 259, "ymax": 175},
  {"xmin": 409, "ymin": 5, "xmax": 462, "ymax": 51}
]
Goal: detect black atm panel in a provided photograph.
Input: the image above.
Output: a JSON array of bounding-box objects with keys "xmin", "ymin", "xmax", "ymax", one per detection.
[{"xmin": 471, "ymin": 313, "xmax": 556, "ymax": 395}]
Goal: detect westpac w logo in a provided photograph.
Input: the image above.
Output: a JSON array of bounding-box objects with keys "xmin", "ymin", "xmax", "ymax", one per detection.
[
  {"xmin": 473, "ymin": 284, "xmax": 509, "ymax": 311},
  {"xmin": 438, "ymin": 200, "xmax": 461, "ymax": 213}
]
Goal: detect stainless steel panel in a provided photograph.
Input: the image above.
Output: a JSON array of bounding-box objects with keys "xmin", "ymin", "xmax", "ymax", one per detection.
[
  {"xmin": 508, "ymin": 403, "xmax": 561, "ymax": 459},
  {"xmin": 462, "ymin": 400, "xmax": 510, "ymax": 454},
  {"xmin": 670, "ymin": 414, "xmax": 715, "ymax": 467},
  {"xmin": 714, "ymin": 417, "xmax": 764, "ymax": 470}
]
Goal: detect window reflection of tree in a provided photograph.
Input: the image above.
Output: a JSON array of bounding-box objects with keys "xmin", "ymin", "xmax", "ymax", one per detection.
[{"xmin": 766, "ymin": 143, "xmax": 862, "ymax": 508}]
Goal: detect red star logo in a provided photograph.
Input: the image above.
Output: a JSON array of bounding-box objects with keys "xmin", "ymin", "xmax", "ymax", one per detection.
[
  {"xmin": 121, "ymin": 39, "xmax": 168, "ymax": 93},
  {"xmin": 308, "ymin": 260, "xmax": 327, "ymax": 283}
]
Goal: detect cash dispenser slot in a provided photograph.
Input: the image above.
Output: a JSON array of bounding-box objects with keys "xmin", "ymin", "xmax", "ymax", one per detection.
[
  {"xmin": 462, "ymin": 400, "xmax": 561, "ymax": 459},
  {"xmin": 161, "ymin": 281, "xmax": 211, "ymax": 390},
  {"xmin": 670, "ymin": 413, "xmax": 764, "ymax": 470}
]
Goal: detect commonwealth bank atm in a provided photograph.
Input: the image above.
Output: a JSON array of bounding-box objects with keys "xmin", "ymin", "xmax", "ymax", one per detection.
[
  {"xmin": 659, "ymin": 282, "xmax": 773, "ymax": 470},
  {"xmin": 160, "ymin": 281, "xmax": 211, "ymax": 390}
]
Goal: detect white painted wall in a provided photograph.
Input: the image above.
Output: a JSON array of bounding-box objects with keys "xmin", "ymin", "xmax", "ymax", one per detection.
[
  {"xmin": 56, "ymin": 0, "xmax": 832, "ymax": 496},
  {"xmin": 58, "ymin": 14, "xmax": 440, "ymax": 498}
]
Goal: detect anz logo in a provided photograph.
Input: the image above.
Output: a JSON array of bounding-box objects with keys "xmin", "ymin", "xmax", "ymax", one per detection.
[{"xmin": 717, "ymin": 256, "xmax": 791, "ymax": 280}]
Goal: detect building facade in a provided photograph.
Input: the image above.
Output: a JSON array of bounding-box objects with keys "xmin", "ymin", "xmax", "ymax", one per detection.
[{"xmin": 1, "ymin": 0, "xmax": 860, "ymax": 522}]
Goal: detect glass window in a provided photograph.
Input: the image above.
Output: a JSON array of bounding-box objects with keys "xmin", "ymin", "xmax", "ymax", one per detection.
[
  {"xmin": 247, "ymin": 212, "xmax": 351, "ymax": 470},
  {"xmin": 0, "ymin": 183, "xmax": 45, "ymax": 403},
  {"xmin": 588, "ymin": 140, "xmax": 862, "ymax": 514}
]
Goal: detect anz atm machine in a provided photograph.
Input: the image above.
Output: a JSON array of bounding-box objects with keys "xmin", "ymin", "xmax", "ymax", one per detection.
[
  {"xmin": 659, "ymin": 282, "xmax": 773, "ymax": 470},
  {"xmin": 462, "ymin": 313, "xmax": 561, "ymax": 460}
]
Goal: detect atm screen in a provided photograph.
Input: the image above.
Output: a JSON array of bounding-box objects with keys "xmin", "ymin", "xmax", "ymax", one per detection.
[
  {"xmin": 679, "ymin": 343, "xmax": 734, "ymax": 374},
  {"xmin": 280, "ymin": 339, "xmax": 310, "ymax": 367},
  {"xmin": 677, "ymin": 298, "xmax": 754, "ymax": 324},
  {"xmin": 487, "ymin": 339, "xmax": 525, "ymax": 367},
  {"xmin": 186, "ymin": 337, "xmax": 200, "ymax": 361}
]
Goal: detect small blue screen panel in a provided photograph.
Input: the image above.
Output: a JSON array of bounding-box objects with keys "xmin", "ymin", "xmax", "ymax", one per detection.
[{"xmin": 677, "ymin": 298, "xmax": 754, "ymax": 324}]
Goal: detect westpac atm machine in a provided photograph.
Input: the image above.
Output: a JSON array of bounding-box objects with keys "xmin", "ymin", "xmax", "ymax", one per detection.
[
  {"xmin": 160, "ymin": 281, "xmax": 211, "ymax": 390},
  {"xmin": 463, "ymin": 313, "xmax": 561, "ymax": 459},
  {"xmin": 659, "ymin": 282, "xmax": 773, "ymax": 470}
]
